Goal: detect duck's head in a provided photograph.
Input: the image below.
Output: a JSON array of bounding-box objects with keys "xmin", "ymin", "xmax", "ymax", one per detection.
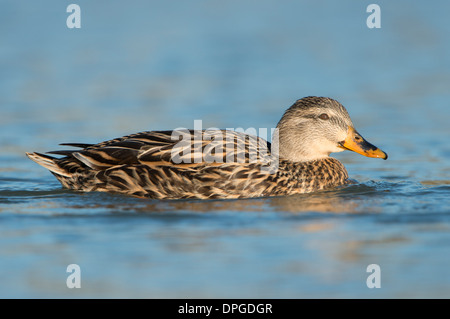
[{"xmin": 275, "ymin": 96, "xmax": 387, "ymax": 162}]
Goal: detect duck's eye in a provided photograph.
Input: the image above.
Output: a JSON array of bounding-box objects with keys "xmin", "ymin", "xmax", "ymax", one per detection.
[{"xmin": 318, "ymin": 113, "xmax": 329, "ymax": 120}]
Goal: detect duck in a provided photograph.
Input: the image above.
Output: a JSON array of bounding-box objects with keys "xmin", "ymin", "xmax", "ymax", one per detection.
[{"xmin": 26, "ymin": 96, "xmax": 387, "ymax": 200}]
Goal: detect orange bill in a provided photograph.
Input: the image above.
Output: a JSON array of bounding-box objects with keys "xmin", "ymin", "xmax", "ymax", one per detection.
[{"xmin": 338, "ymin": 127, "xmax": 388, "ymax": 160}]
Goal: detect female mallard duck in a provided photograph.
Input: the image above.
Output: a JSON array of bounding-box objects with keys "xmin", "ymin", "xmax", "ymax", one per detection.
[{"xmin": 26, "ymin": 96, "xmax": 387, "ymax": 199}]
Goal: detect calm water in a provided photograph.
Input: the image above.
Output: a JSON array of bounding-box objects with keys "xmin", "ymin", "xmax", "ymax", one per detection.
[{"xmin": 1, "ymin": 0, "xmax": 449, "ymax": 298}]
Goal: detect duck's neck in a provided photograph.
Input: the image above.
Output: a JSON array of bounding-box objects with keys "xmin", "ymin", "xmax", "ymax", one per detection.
[
  {"xmin": 271, "ymin": 132, "xmax": 333, "ymax": 163},
  {"xmin": 275, "ymin": 157, "xmax": 349, "ymax": 194}
]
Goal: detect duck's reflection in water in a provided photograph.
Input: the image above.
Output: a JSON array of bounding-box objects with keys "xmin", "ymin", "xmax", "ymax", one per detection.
[
  {"xmin": 53, "ymin": 182, "xmax": 381, "ymax": 215},
  {"xmin": 92, "ymin": 185, "xmax": 363, "ymax": 215},
  {"xmin": 267, "ymin": 192, "xmax": 359, "ymax": 214}
]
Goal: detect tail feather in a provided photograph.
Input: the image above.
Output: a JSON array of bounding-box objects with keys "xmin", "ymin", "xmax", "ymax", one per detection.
[{"xmin": 25, "ymin": 152, "xmax": 72, "ymax": 177}]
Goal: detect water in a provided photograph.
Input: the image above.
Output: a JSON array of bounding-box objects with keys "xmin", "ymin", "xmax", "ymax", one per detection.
[{"xmin": 1, "ymin": 0, "xmax": 449, "ymax": 298}]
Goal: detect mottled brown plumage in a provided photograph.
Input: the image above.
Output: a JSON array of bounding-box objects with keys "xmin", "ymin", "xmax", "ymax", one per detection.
[{"xmin": 26, "ymin": 96, "xmax": 387, "ymax": 199}]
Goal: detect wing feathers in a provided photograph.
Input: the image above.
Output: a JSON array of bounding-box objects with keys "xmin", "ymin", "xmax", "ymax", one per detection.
[{"xmin": 39, "ymin": 130, "xmax": 272, "ymax": 171}]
